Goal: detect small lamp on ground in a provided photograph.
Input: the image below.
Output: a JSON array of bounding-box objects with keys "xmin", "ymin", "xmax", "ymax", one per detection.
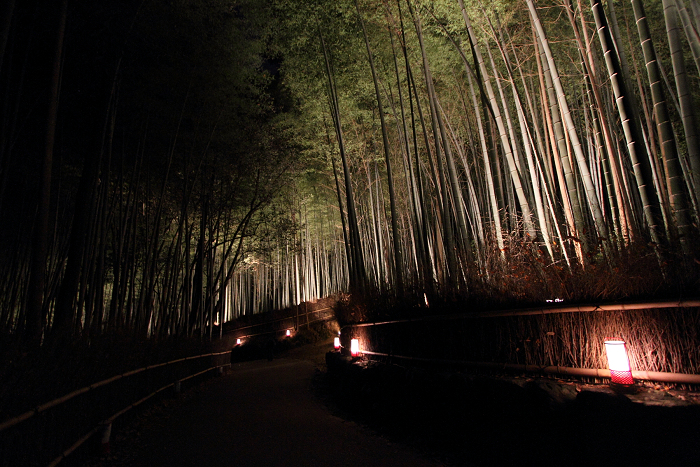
[
  {"xmin": 236, "ymin": 338, "xmax": 241, "ymax": 345},
  {"xmin": 333, "ymin": 337, "xmax": 340, "ymax": 350},
  {"xmin": 99, "ymin": 422, "xmax": 112, "ymax": 455},
  {"xmin": 286, "ymin": 329, "xmax": 291, "ymax": 337},
  {"xmin": 350, "ymin": 338, "xmax": 360, "ymax": 357},
  {"xmin": 604, "ymin": 339, "xmax": 634, "ymax": 385}
]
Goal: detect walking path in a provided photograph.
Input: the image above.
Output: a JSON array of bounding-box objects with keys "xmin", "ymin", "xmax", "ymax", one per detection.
[{"xmin": 96, "ymin": 340, "xmax": 445, "ymax": 467}]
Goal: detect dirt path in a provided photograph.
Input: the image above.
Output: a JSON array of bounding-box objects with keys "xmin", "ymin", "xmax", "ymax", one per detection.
[{"xmin": 97, "ymin": 339, "xmax": 446, "ymax": 467}]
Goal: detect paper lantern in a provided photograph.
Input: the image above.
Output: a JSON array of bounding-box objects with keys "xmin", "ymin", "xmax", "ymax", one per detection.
[
  {"xmin": 334, "ymin": 337, "xmax": 340, "ymax": 349},
  {"xmin": 604, "ymin": 339, "xmax": 634, "ymax": 385},
  {"xmin": 286, "ymin": 329, "xmax": 291, "ymax": 337},
  {"xmin": 236, "ymin": 338, "xmax": 241, "ymax": 345},
  {"xmin": 100, "ymin": 423, "xmax": 112, "ymax": 455},
  {"xmin": 350, "ymin": 338, "xmax": 360, "ymax": 356}
]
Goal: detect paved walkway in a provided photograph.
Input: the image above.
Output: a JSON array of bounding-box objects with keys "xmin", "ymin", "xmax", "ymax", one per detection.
[{"xmin": 103, "ymin": 342, "xmax": 445, "ymax": 467}]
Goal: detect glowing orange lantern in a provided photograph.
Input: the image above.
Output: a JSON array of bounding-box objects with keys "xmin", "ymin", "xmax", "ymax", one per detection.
[
  {"xmin": 236, "ymin": 338, "xmax": 241, "ymax": 345},
  {"xmin": 286, "ymin": 329, "xmax": 291, "ymax": 337},
  {"xmin": 334, "ymin": 337, "xmax": 340, "ymax": 349},
  {"xmin": 604, "ymin": 339, "xmax": 634, "ymax": 385},
  {"xmin": 350, "ymin": 338, "xmax": 360, "ymax": 356}
]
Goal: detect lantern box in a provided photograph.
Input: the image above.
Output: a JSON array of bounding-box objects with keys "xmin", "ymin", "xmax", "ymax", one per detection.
[
  {"xmin": 604, "ymin": 339, "xmax": 634, "ymax": 385},
  {"xmin": 334, "ymin": 337, "xmax": 340, "ymax": 349},
  {"xmin": 350, "ymin": 338, "xmax": 360, "ymax": 357}
]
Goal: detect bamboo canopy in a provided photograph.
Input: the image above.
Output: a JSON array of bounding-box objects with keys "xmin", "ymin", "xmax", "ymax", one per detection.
[{"xmin": 0, "ymin": 0, "xmax": 699, "ymax": 342}]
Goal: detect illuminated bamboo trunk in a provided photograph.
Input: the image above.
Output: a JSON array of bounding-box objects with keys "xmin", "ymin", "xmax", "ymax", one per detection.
[
  {"xmin": 527, "ymin": 0, "xmax": 609, "ymax": 247},
  {"xmin": 632, "ymin": 0, "xmax": 691, "ymax": 253}
]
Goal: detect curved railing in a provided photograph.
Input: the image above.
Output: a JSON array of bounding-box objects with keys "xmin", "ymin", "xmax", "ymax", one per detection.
[{"xmin": 0, "ymin": 350, "xmax": 231, "ymax": 467}]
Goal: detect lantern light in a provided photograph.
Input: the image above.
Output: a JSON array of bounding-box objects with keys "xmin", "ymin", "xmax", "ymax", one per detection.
[
  {"xmin": 350, "ymin": 338, "xmax": 360, "ymax": 357},
  {"xmin": 604, "ymin": 339, "xmax": 634, "ymax": 385},
  {"xmin": 286, "ymin": 329, "xmax": 291, "ymax": 337},
  {"xmin": 236, "ymin": 338, "xmax": 241, "ymax": 345},
  {"xmin": 334, "ymin": 337, "xmax": 340, "ymax": 349},
  {"xmin": 99, "ymin": 423, "xmax": 112, "ymax": 455}
]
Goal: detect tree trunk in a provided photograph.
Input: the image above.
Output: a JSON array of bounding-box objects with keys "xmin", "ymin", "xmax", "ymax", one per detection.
[
  {"xmin": 527, "ymin": 0, "xmax": 609, "ymax": 248},
  {"xmin": 664, "ymin": 0, "xmax": 700, "ymax": 213},
  {"xmin": 321, "ymin": 32, "xmax": 366, "ymax": 290},
  {"xmin": 26, "ymin": 0, "xmax": 67, "ymax": 344},
  {"xmin": 355, "ymin": 0, "xmax": 404, "ymax": 294},
  {"xmin": 458, "ymin": 0, "xmax": 536, "ymax": 239},
  {"xmin": 632, "ymin": 0, "xmax": 692, "ymax": 252}
]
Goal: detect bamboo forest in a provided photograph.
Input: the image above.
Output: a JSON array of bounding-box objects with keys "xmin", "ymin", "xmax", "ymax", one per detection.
[{"xmin": 1, "ymin": 0, "xmax": 700, "ymax": 347}]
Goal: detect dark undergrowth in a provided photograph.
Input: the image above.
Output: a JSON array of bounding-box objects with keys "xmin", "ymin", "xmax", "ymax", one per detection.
[
  {"xmin": 0, "ymin": 332, "xmax": 220, "ymax": 467},
  {"xmin": 0, "ymin": 332, "xmax": 212, "ymax": 422},
  {"xmin": 334, "ymin": 240, "xmax": 700, "ymax": 327},
  {"xmin": 0, "ymin": 296, "xmax": 338, "ymax": 423},
  {"xmin": 230, "ymin": 318, "xmax": 339, "ymax": 363},
  {"xmin": 331, "ymin": 242, "xmax": 700, "ymax": 384},
  {"xmin": 321, "ymin": 352, "xmax": 700, "ymax": 467},
  {"xmin": 0, "ymin": 301, "xmax": 338, "ymax": 467},
  {"xmin": 222, "ymin": 295, "xmax": 339, "ymax": 335}
]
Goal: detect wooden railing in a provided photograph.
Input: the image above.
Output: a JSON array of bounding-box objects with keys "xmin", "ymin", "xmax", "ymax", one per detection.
[
  {"xmin": 0, "ymin": 350, "xmax": 231, "ymax": 467},
  {"xmin": 341, "ymin": 299, "xmax": 700, "ymax": 385},
  {"xmin": 226, "ymin": 306, "xmax": 335, "ymax": 341}
]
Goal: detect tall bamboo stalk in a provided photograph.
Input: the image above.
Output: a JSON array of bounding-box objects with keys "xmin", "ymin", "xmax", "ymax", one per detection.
[
  {"xmin": 459, "ymin": 0, "xmax": 536, "ymax": 239},
  {"xmin": 632, "ymin": 0, "xmax": 692, "ymax": 252},
  {"xmin": 26, "ymin": 0, "xmax": 68, "ymax": 344},
  {"xmin": 321, "ymin": 31, "xmax": 367, "ymax": 289},
  {"xmin": 355, "ymin": 0, "xmax": 404, "ymax": 294},
  {"xmin": 664, "ymin": 0, "xmax": 700, "ymax": 214},
  {"xmin": 527, "ymin": 0, "xmax": 609, "ymax": 248}
]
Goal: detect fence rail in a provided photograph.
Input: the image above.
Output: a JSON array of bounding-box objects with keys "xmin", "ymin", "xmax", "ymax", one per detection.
[
  {"xmin": 0, "ymin": 350, "xmax": 231, "ymax": 467},
  {"xmin": 342, "ymin": 299, "xmax": 700, "ymax": 385},
  {"xmin": 360, "ymin": 350, "xmax": 700, "ymax": 385},
  {"xmin": 227, "ymin": 306, "xmax": 335, "ymax": 340},
  {"xmin": 0, "ymin": 350, "xmax": 230, "ymax": 434},
  {"xmin": 2, "ymin": 303, "xmax": 339, "ymax": 466},
  {"xmin": 348, "ymin": 299, "xmax": 700, "ymax": 327},
  {"xmin": 45, "ymin": 362, "xmax": 230, "ymax": 467}
]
